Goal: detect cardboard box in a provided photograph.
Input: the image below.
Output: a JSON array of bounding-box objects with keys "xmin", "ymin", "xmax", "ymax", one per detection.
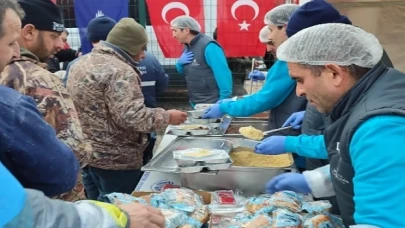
[{"xmin": 135, "ymin": 171, "xmax": 181, "ymax": 192}]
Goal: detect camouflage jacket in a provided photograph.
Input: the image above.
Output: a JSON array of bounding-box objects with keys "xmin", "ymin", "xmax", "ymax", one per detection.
[
  {"xmin": 67, "ymin": 42, "xmax": 170, "ymax": 170},
  {"xmin": 0, "ymin": 48, "xmax": 89, "ymax": 202}
]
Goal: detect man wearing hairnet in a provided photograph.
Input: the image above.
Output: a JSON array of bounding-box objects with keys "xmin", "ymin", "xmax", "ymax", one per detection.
[
  {"xmin": 256, "ymin": 0, "xmax": 395, "ymax": 215},
  {"xmin": 203, "ymin": 4, "xmax": 308, "ymax": 169},
  {"xmin": 170, "ymin": 15, "xmax": 232, "ymax": 107},
  {"xmin": 264, "ymin": 23, "xmax": 405, "ymax": 227},
  {"xmin": 258, "ymin": 26, "xmax": 276, "ymax": 69}
]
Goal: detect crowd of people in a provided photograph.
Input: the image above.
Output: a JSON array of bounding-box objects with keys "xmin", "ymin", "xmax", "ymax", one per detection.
[{"xmin": 1, "ymin": 0, "xmax": 404, "ymax": 227}]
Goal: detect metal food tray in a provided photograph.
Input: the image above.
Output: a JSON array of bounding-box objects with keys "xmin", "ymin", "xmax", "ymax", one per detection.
[
  {"xmin": 142, "ymin": 136, "xmax": 296, "ymax": 196},
  {"xmin": 142, "ymin": 137, "xmax": 233, "ymax": 173}
]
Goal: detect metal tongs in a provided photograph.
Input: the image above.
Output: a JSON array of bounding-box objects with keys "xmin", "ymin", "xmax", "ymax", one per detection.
[{"xmin": 262, "ymin": 126, "xmax": 293, "ymax": 136}]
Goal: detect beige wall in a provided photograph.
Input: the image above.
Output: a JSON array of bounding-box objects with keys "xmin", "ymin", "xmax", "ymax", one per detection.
[{"xmin": 329, "ymin": 0, "xmax": 405, "ymax": 72}]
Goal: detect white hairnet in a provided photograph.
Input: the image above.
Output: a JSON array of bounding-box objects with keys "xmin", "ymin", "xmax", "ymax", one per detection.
[
  {"xmin": 259, "ymin": 26, "xmax": 270, "ymax": 43},
  {"xmin": 277, "ymin": 23, "xmax": 383, "ymax": 68},
  {"xmin": 264, "ymin": 4, "xmax": 300, "ymax": 26},
  {"xmin": 170, "ymin": 15, "xmax": 201, "ymax": 32}
]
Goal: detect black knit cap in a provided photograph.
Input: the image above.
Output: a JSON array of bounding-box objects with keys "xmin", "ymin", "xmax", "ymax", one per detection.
[{"xmin": 18, "ymin": 0, "xmax": 64, "ymax": 32}]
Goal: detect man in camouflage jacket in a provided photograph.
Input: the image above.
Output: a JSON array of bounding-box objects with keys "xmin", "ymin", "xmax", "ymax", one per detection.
[
  {"xmin": 67, "ymin": 18, "xmax": 187, "ymax": 201},
  {"xmin": 0, "ymin": 0, "xmax": 90, "ymax": 201}
]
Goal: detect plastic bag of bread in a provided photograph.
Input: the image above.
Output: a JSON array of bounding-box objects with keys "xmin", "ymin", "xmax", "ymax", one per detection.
[
  {"xmin": 163, "ymin": 188, "xmax": 202, "ymax": 212},
  {"xmin": 303, "ymin": 214, "xmax": 334, "ymax": 228},
  {"xmin": 233, "ymin": 214, "xmax": 273, "ymax": 228},
  {"xmin": 189, "ymin": 205, "xmax": 210, "ymax": 224},
  {"xmin": 246, "ymin": 195, "xmax": 274, "ymax": 214},
  {"xmin": 302, "ymin": 201, "xmax": 332, "ymax": 214},
  {"xmin": 270, "ymin": 191, "xmax": 303, "ymax": 213},
  {"xmin": 178, "ymin": 217, "xmax": 203, "ymax": 228},
  {"xmin": 272, "ymin": 209, "xmax": 303, "ymax": 228},
  {"xmin": 161, "ymin": 209, "xmax": 188, "ymax": 228},
  {"xmin": 105, "ymin": 193, "xmax": 147, "ymax": 205},
  {"xmin": 150, "ymin": 193, "xmax": 170, "ymax": 209}
]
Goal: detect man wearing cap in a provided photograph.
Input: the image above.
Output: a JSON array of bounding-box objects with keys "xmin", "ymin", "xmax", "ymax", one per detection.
[
  {"xmin": 170, "ymin": 15, "xmax": 233, "ymax": 107},
  {"xmin": 264, "ymin": 23, "xmax": 405, "ymax": 227},
  {"xmin": 0, "ymin": 0, "xmax": 89, "ymax": 202},
  {"xmin": 0, "ymin": 0, "xmax": 81, "ymax": 199},
  {"xmin": 67, "ymin": 18, "xmax": 187, "ymax": 201},
  {"xmin": 63, "ymin": 15, "xmax": 117, "ymax": 86}
]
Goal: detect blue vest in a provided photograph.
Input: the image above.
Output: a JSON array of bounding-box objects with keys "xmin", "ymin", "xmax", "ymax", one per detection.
[
  {"xmin": 183, "ymin": 34, "xmax": 220, "ymax": 104},
  {"xmin": 324, "ymin": 63, "xmax": 405, "ymax": 226}
]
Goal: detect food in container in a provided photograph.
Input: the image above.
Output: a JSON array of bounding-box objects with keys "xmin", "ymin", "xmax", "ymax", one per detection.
[
  {"xmin": 187, "ymin": 110, "xmax": 206, "ymax": 118},
  {"xmin": 173, "ymin": 148, "xmax": 230, "ymax": 162},
  {"xmin": 178, "ymin": 164, "xmax": 205, "ymax": 173},
  {"xmin": 169, "ymin": 124, "xmax": 210, "ymax": 136},
  {"xmin": 194, "ymin": 103, "xmax": 215, "ymax": 110},
  {"xmin": 191, "ymin": 118, "xmax": 221, "ymax": 125},
  {"xmin": 239, "ymin": 126, "xmax": 265, "ymax": 140},
  {"xmin": 230, "ymin": 148, "xmax": 294, "ymax": 168}
]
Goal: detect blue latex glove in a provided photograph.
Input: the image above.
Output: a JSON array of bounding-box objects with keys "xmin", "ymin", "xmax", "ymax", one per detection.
[
  {"xmin": 248, "ymin": 70, "xmax": 265, "ymax": 81},
  {"xmin": 202, "ymin": 103, "xmax": 224, "ymax": 119},
  {"xmin": 178, "ymin": 51, "xmax": 194, "ymax": 65},
  {"xmin": 216, "ymin": 98, "xmax": 233, "ymax": 104},
  {"xmin": 282, "ymin": 111, "xmax": 306, "ymax": 129},
  {"xmin": 255, "ymin": 136, "xmax": 286, "ymax": 155},
  {"xmin": 266, "ymin": 173, "xmax": 311, "ymax": 194}
]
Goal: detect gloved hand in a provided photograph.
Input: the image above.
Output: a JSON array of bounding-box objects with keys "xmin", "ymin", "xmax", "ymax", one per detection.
[
  {"xmin": 178, "ymin": 51, "xmax": 194, "ymax": 65},
  {"xmin": 255, "ymin": 136, "xmax": 286, "ymax": 155},
  {"xmin": 216, "ymin": 98, "xmax": 234, "ymax": 104},
  {"xmin": 202, "ymin": 103, "xmax": 224, "ymax": 119},
  {"xmin": 282, "ymin": 111, "xmax": 306, "ymax": 129},
  {"xmin": 248, "ymin": 70, "xmax": 265, "ymax": 81},
  {"xmin": 265, "ymin": 173, "xmax": 311, "ymax": 194}
]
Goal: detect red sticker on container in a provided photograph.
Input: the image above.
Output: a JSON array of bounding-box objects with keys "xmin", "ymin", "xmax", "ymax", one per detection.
[{"xmin": 216, "ymin": 190, "xmax": 236, "ymax": 205}]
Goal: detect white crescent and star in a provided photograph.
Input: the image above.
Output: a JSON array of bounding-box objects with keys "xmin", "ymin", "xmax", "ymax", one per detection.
[
  {"xmin": 161, "ymin": 2, "xmax": 190, "ymax": 24},
  {"xmin": 231, "ymin": 0, "xmax": 259, "ymax": 31}
]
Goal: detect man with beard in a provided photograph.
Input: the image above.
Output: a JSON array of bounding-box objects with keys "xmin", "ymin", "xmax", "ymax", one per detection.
[{"xmin": 0, "ymin": 0, "xmax": 89, "ymax": 202}]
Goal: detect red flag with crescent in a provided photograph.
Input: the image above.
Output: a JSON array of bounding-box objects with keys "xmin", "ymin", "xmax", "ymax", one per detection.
[
  {"xmin": 146, "ymin": 0, "xmax": 205, "ymax": 58},
  {"xmin": 217, "ymin": 0, "xmax": 275, "ymax": 57}
]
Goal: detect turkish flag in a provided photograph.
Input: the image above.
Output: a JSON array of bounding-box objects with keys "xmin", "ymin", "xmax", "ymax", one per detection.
[
  {"xmin": 217, "ymin": 0, "xmax": 276, "ymax": 57},
  {"xmin": 146, "ymin": 0, "xmax": 205, "ymax": 58}
]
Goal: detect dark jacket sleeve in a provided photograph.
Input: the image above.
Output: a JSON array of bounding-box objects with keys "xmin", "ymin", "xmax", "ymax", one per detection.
[
  {"xmin": 55, "ymin": 49, "xmax": 78, "ymax": 63},
  {"xmin": 3, "ymin": 95, "xmax": 79, "ymax": 196}
]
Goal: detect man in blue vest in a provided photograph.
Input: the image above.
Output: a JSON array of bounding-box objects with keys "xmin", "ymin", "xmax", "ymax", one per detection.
[
  {"xmin": 171, "ymin": 15, "xmax": 232, "ymax": 107},
  {"xmin": 263, "ymin": 23, "xmax": 405, "ymax": 227},
  {"xmin": 256, "ymin": 0, "xmax": 395, "ymax": 215},
  {"xmin": 138, "ymin": 51, "xmax": 169, "ymax": 165},
  {"xmin": 202, "ymin": 4, "xmax": 308, "ymax": 169},
  {"xmin": 202, "ymin": 4, "xmax": 307, "ymax": 137}
]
